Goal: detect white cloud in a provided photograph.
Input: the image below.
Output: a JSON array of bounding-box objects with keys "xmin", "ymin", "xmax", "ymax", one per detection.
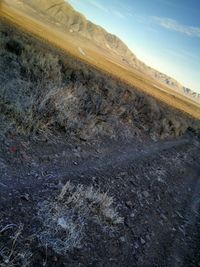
[
  {"xmin": 85, "ymin": 0, "xmax": 109, "ymax": 13},
  {"xmin": 67, "ymin": 0, "xmax": 108, "ymax": 12},
  {"xmin": 152, "ymin": 16, "xmax": 200, "ymax": 38},
  {"xmin": 112, "ymin": 10, "xmax": 125, "ymax": 19},
  {"xmin": 127, "ymin": 12, "xmax": 133, "ymax": 17}
]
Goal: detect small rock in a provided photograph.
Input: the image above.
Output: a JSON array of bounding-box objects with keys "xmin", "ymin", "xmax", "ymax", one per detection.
[
  {"xmin": 53, "ymin": 256, "xmax": 58, "ymax": 262},
  {"xmin": 176, "ymin": 211, "xmax": 184, "ymax": 219},
  {"xmin": 146, "ymin": 234, "xmax": 151, "ymax": 241},
  {"xmin": 143, "ymin": 191, "xmax": 150, "ymax": 198},
  {"xmin": 140, "ymin": 238, "xmax": 146, "ymax": 245},
  {"xmin": 20, "ymin": 193, "xmax": 30, "ymax": 201},
  {"xmin": 125, "ymin": 201, "xmax": 132, "ymax": 208},
  {"xmin": 0, "ymin": 158, "xmax": 6, "ymax": 169},
  {"xmin": 160, "ymin": 213, "xmax": 167, "ymax": 220},
  {"xmin": 134, "ymin": 241, "xmax": 139, "ymax": 249},
  {"xmin": 120, "ymin": 236, "xmax": 126, "ymax": 242},
  {"xmin": 58, "ymin": 217, "xmax": 68, "ymax": 229},
  {"xmin": 0, "ymin": 182, "xmax": 7, "ymax": 188},
  {"xmin": 119, "ymin": 172, "xmax": 127, "ymax": 177}
]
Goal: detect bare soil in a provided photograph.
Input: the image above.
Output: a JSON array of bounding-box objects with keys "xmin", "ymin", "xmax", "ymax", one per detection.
[{"xmin": 1, "ymin": 131, "xmax": 200, "ymax": 266}]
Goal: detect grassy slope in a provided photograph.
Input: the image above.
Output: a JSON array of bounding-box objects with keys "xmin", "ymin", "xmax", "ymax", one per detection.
[
  {"xmin": 1, "ymin": 19, "xmax": 199, "ymax": 142},
  {"xmin": 1, "ymin": 1, "xmax": 200, "ymax": 120}
]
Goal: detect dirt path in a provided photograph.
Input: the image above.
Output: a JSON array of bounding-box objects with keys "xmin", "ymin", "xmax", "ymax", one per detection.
[{"xmin": 0, "ymin": 137, "xmax": 189, "ymax": 194}]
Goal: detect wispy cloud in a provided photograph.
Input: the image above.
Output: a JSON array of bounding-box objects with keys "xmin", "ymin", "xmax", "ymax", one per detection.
[
  {"xmin": 147, "ymin": 27, "xmax": 158, "ymax": 33},
  {"xmin": 154, "ymin": 0, "xmax": 198, "ymax": 13},
  {"xmin": 85, "ymin": 0, "xmax": 109, "ymax": 13},
  {"xmin": 152, "ymin": 16, "xmax": 200, "ymax": 38},
  {"xmin": 127, "ymin": 12, "xmax": 133, "ymax": 17},
  {"xmin": 112, "ymin": 10, "xmax": 125, "ymax": 19}
]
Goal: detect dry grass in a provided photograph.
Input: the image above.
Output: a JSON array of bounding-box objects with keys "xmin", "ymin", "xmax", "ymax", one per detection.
[
  {"xmin": 0, "ymin": 182, "xmax": 123, "ymax": 264},
  {"xmin": 0, "ymin": 20, "xmax": 199, "ymax": 141},
  {"xmin": 0, "ymin": 26, "xmax": 61, "ymax": 132},
  {"xmin": 0, "ymin": 224, "xmax": 32, "ymax": 267},
  {"xmin": 1, "ymin": 2, "xmax": 200, "ymax": 120},
  {"xmin": 38, "ymin": 181, "xmax": 123, "ymax": 255}
]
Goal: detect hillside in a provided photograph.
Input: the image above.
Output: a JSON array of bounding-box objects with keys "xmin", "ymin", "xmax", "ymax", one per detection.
[
  {"xmin": 0, "ymin": 18, "xmax": 200, "ymax": 267},
  {"xmin": 20, "ymin": 0, "xmax": 200, "ymax": 101}
]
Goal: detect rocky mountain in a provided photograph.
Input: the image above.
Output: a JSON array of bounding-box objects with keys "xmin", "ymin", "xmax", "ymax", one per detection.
[{"xmin": 22, "ymin": 0, "xmax": 200, "ymax": 101}]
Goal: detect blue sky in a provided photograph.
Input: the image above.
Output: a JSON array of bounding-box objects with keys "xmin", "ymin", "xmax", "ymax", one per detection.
[{"xmin": 68, "ymin": 0, "xmax": 200, "ymax": 92}]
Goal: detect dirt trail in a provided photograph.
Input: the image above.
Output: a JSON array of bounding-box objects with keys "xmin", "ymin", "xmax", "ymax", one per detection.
[{"xmin": 0, "ymin": 138, "xmax": 189, "ymax": 194}]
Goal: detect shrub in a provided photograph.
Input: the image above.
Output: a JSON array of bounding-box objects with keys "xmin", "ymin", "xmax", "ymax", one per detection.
[
  {"xmin": 1, "ymin": 21, "xmax": 199, "ymax": 140},
  {"xmin": 38, "ymin": 181, "xmax": 123, "ymax": 255}
]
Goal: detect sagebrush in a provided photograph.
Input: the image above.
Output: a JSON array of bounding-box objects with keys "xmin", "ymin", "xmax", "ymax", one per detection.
[{"xmin": 0, "ymin": 20, "xmax": 199, "ymax": 141}]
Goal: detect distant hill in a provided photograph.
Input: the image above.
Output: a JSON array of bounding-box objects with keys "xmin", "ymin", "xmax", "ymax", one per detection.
[{"xmin": 21, "ymin": 0, "xmax": 200, "ymax": 101}]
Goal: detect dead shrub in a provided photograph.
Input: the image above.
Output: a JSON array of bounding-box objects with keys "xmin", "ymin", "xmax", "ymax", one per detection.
[{"xmin": 37, "ymin": 181, "xmax": 123, "ymax": 255}]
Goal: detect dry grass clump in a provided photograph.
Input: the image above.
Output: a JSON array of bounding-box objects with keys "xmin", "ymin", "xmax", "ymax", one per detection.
[
  {"xmin": 0, "ymin": 224, "xmax": 32, "ymax": 267},
  {"xmin": 38, "ymin": 181, "xmax": 123, "ymax": 255},
  {"xmin": 0, "ymin": 25, "xmax": 61, "ymax": 132}
]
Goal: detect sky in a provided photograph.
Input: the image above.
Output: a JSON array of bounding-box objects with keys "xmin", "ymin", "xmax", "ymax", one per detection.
[{"xmin": 67, "ymin": 0, "xmax": 200, "ymax": 93}]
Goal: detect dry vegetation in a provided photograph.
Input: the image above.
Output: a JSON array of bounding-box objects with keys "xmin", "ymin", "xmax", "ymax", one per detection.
[
  {"xmin": 0, "ymin": 224, "xmax": 32, "ymax": 267},
  {"xmin": 38, "ymin": 181, "xmax": 123, "ymax": 255},
  {"xmin": 1, "ymin": 1, "xmax": 200, "ymax": 120},
  {"xmin": 0, "ymin": 20, "xmax": 199, "ymax": 142},
  {"xmin": 0, "ymin": 182, "xmax": 123, "ymax": 266}
]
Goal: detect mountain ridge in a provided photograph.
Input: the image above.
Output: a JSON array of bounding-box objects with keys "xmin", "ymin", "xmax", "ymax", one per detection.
[{"xmin": 21, "ymin": 0, "xmax": 200, "ymax": 101}]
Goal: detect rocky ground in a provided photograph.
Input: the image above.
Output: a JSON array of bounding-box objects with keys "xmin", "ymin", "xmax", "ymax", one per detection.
[
  {"xmin": 0, "ymin": 131, "xmax": 200, "ymax": 266},
  {"xmin": 0, "ymin": 20, "xmax": 200, "ymax": 267}
]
